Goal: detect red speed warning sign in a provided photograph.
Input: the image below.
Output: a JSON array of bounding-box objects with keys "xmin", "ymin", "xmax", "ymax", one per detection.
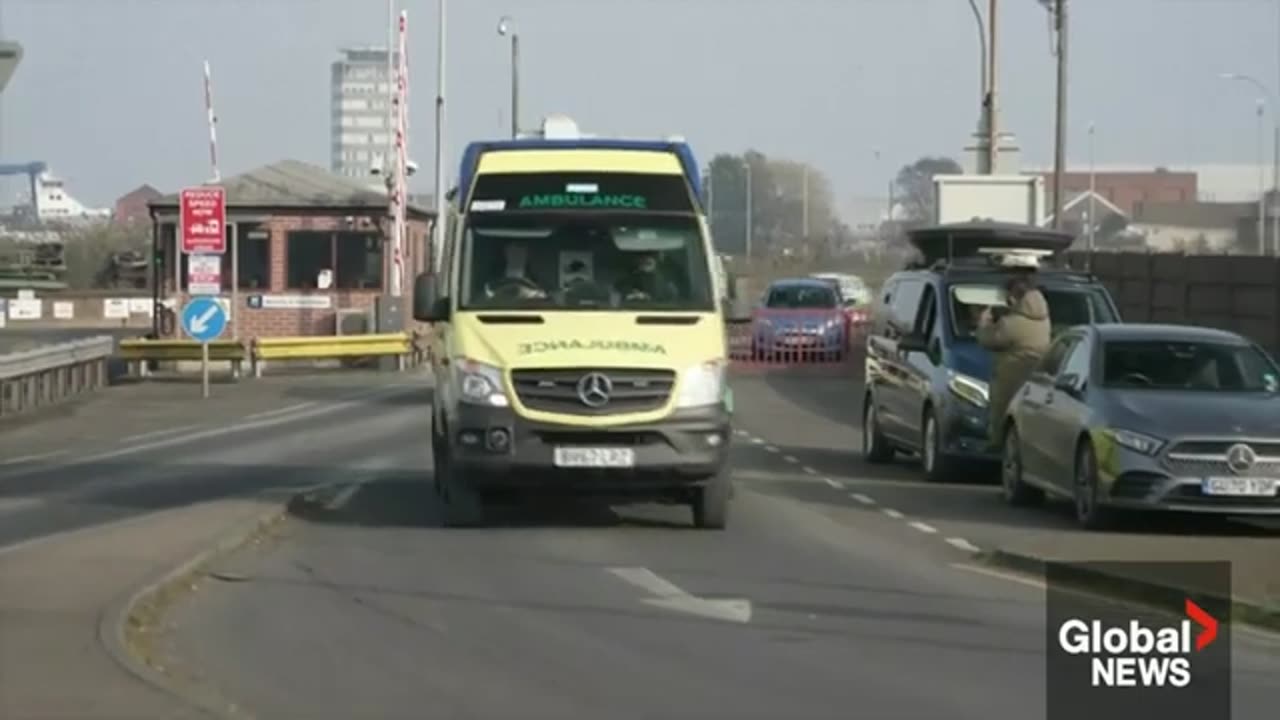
[{"xmin": 180, "ymin": 186, "xmax": 227, "ymax": 254}]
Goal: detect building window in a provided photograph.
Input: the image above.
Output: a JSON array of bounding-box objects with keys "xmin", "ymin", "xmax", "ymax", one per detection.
[
  {"xmin": 336, "ymin": 232, "xmax": 383, "ymax": 289},
  {"xmin": 236, "ymin": 223, "xmax": 272, "ymax": 289},
  {"xmin": 287, "ymin": 231, "xmax": 332, "ymax": 289},
  {"xmin": 286, "ymin": 230, "xmax": 383, "ymax": 290}
]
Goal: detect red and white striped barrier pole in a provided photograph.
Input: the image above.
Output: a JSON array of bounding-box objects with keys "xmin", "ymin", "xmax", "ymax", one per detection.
[
  {"xmin": 203, "ymin": 60, "xmax": 220, "ymax": 183},
  {"xmin": 390, "ymin": 10, "xmax": 409, "ymax": 298}
]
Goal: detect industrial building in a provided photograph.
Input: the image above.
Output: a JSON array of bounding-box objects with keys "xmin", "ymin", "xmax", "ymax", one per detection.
[{"xmin": 330, "ymin": 46, "xmax": 399, "ymax": 180}]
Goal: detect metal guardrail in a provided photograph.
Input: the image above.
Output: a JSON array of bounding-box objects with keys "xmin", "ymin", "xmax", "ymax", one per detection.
[
  {"xmin": 251, "ymin": 331, "xmax": 429, "ymax": 378},
  {"xmin": 0, "ymin": 335, "xmax": 114, "ymax": 417},
  {"xmin": 118, "ymin": 338, "xmax": 248, "ymax": 380}
]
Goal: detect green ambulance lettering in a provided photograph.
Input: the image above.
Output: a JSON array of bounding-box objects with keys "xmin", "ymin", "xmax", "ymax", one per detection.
[
  {"xmin": 517, "ymin": 339, "xmax": 668, "ymax": 355},
  {"xmin": 516, "ymin": 194, "xmax": 647, "ymax": 210}
]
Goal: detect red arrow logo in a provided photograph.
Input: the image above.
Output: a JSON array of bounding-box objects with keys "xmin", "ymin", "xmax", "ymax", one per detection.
[{"xmin": 1185, "ymin": 598, "xmax": 1218, "ymax": 651}]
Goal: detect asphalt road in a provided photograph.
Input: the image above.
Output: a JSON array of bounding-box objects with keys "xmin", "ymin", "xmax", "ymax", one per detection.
[
  {"xmin": 0, "ymin": 374, "xmax": 428, "ymax": 554},
  {"xmin": 154, "ymin": 369, "xmax": 1280, "ymax": 719}
]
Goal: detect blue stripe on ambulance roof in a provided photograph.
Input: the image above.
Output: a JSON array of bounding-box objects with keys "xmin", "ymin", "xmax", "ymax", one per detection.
[{"xmin": 456, "ymin": 139, "xmax": 703, "ymax": 211}]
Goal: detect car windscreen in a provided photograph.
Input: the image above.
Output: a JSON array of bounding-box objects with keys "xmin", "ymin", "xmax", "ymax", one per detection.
[
  {"xmin": 948, "ymin": 282, "xmax": 1116, "ymax": 339},
  {"xmin": 1101, "ymin": 340, "xmax": 1280, "ymax": 392},
  {"xmin": 457, "ymin": 212, "xmax": 714, "ymax": 312},
  {"xmin": 764, "ymin": 285, "xmax": 838, "ymax": 309}
]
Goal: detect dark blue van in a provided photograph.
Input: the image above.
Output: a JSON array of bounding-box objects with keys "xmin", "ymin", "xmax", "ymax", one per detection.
[{"xmin": 861, "ymin": 222, "xmax": 1122, "ymax": 482}]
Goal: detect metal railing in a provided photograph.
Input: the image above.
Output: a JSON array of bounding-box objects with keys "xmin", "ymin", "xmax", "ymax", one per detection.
[
  {"xmin": 0, "ymin": 336, "xmax": 115, "ymax": 417},
  {"xmin": 251, "ymin": 331, "xmax": 426, "ymax": 378}
]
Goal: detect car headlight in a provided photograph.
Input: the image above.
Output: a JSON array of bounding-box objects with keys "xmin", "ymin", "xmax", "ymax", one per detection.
[
  {"xmin": 676, "ymin": 359, "xmax": 727, "ymax": 408},
  {"xmin": 1104, "ymin": 428, "xmax": 1163, "ymax": 456},
  {"xmin": 453, "ymin": 358, "xmax": 509, "ymax": 407},
  {"xmin": 947, "ymin": 371, "xmax": 989, "ymax": 408}
]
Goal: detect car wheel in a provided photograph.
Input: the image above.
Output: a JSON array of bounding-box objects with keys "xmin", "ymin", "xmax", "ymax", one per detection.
[
  {"xmin": 430, "ymin": 417, "xmax": 446, "ymax": 498},
  {"xmin": 1001, "ymin": 426, "xmax": 1044, "ymax": 507},
  {"xmin": 691, "ymin": 468, "xmax": 731, "ymax": 530},
  {"xmin": 862, "ymin": 396, "xmax": 894, "ymax": 463},
  {"xmin": 922, "ymin": 410, "xmax": 957, "ymax": 483},
  {"xmin": 1073, "ymin": 440, "xmax": 1114, "ymax": 530}
]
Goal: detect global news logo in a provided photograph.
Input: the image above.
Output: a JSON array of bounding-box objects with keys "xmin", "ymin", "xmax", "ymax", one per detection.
[{"xmin": 1057, "ymin": 599, "xmax": 1219, "ymax": 688}]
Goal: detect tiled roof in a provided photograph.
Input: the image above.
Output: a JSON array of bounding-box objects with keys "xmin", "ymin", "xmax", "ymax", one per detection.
[{"xmin": 149, "ymin": 159, "xmax": 433, "ymax": 215}]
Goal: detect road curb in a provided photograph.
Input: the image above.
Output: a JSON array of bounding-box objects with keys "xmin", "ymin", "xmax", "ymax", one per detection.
[
  {"xmin": 980, "ymin": 547, "xmax": 1280, "ymax": 633},
  {"xmin": 97, "ymin": 486, "xmax": 331, "ymax": 720}
]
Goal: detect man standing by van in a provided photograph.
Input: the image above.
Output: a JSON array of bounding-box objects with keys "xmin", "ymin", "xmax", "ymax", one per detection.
[{"xmin": 977, "ymin": 274, "xmax": 1051, "ymax": 447}]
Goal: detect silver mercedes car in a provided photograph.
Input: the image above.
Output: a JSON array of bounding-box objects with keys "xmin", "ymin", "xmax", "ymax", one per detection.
[{"xmin": 999, "ymin": 323, "xmax": 1280, "ymax": 529}]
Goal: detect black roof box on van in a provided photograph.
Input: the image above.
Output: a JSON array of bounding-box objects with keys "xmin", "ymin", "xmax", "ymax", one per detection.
[{"xmin": 906, "ymin": 221, "xmax": 1074, "ymax": 265}]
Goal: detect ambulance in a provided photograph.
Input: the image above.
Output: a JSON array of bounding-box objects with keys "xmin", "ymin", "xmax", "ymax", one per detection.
[{"xmin": 413, "ymin": 115, "xmax": 733, "ymax": 528}]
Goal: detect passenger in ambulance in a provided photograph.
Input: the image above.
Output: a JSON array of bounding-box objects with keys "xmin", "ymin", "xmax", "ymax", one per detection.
[{"xmin": 615, "ymin": 251, "xmax": 680, "ymax": 302}]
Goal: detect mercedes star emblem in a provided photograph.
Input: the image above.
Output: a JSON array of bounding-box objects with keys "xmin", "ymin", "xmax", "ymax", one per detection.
[
  {"xmin": 1225, "ymin": 443, "xmax": 1256, "ymax": 475},
  {"xmin": 576, "ymin": 372, "xmax": 613, "ymax": 408}
]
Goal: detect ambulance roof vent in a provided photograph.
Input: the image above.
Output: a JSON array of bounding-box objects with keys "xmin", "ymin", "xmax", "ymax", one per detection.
[{"xmin": 540, "ymin": 114, "xmax": 581, "ymax": 140}]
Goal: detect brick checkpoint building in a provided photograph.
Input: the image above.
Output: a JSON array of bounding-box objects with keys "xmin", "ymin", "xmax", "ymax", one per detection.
[{"xmin": 147, "ymin": 159, "xmax": 434, "ymax": 340}]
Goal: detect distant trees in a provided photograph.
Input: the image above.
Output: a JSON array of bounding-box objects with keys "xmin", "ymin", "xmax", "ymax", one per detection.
[
  {"xmin": 61, "ymin": 220, "xmax": 151, "ymax": 289},
  {"xmin": 893, "ymin": 156, "xmax": 963, "ymax": 226},
  {"xmin": 706, "ymin": 151, "xmax": 839, "ymax": 256}
]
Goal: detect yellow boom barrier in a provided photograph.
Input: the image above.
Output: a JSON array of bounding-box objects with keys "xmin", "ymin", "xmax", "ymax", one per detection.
[
  {"xmin": 118, "ymin": 338, "xmax": 248, "ymax": 379},
  {"xmin": 251, "ymin": 332, "xmax": 414, "ymax": 378}
]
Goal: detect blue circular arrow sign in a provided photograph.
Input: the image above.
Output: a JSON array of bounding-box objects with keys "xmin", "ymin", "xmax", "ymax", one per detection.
[{"xmin": 181, "ymin": 297, "xmax": 228, "ymax": 343}]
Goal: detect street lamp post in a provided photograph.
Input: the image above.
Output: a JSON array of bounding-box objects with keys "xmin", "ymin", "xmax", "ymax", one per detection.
[
  {"xmin": 743, "ymin": 159, "xmax": 753, "ymax": 258},
  {"xmin": 965, "ymin": 0, "xmax": 991, "ymax": 173},
  {"xmin": 1049, "ymin": 0, "xmax": 1068, "ymax": 230},
  {"xmin": 431, "ymin": 0, "xmax": 446, "ymax": 273},
  {"xmin": 1221, "ymin": 72, "xmax": 1280, "ymax": 255},
  {"xmin": 497, "ymin": 16, "xmax": 519, "ymax": 139},
  {"xmin": 1087, "ymin": 122, "xmax": 1096, "ymax": 253},
  {"xmin": 1258, "ymin": 99, "xmax": 1268, "ymax": 255}
]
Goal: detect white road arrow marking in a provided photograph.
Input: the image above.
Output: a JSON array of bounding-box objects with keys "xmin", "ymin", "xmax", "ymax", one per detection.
[
  {"xmin": 190, "ymin": 304, "xmax": 220, "ymax": 334},
  {"xmin": 607, "ymin": 566, "xmax": 752, "ymax": 624}
]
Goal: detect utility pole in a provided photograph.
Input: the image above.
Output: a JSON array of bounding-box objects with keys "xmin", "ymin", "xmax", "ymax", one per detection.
[
  {"xmin": 1051, "ymin": 0, "xmax": 1067, "ymax": 230},
  {"xmin": 1272, "ymin": 122, "xmax": 1279, "ymax": 255},
  {"xmin": 1087, "ymin": 122, "xmax": 1096, "ymax": 253},
  {"xmin": 431, "ymin": 0, "xmax": 447, "ymax": 273},
  {"xmin": 967, "ymin": 0, "xmax": 990, "ymax": 173},
  {"xmin": 1258, "ymin": 100, "xmax": 1267, "ymax": 255},
  {"xmin": 497, "ymin": 16, "xmax": 518, "ymax": 139},
  {"xmin": 986, "ymin": 0, "xmax": 999, "ymax": 174},
  {"xmin": 744, "ymin": 160, "xmax": 753, "ymax": 258},
  {"xmin": 801, "ymin": 166, "xmax": 809, "ymax": 240},
  {"xmin": 706, "ymin": 167, "xmax": 715, "ymax": 246},
  {"xmin": 510, "ymin": 32, "xmax": 519, "ymax": 138}
]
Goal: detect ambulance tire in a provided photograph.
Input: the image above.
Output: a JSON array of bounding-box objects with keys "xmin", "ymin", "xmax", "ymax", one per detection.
[
  {"xmin": 435, "ymin": 443, "xmax": 484, "ymax": 528},
  {"xmin": 691, "ymin": 468, "xmax": 731, "ymax": 530}
]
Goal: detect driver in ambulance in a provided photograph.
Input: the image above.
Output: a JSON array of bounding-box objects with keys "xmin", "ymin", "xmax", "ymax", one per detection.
[{"xmin": 484, "ymin": 240, "xmax": 549, "ymax": 300}]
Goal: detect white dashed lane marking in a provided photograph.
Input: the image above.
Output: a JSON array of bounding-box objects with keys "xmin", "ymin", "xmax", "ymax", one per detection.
[
  {"xmin": 745, "ymin": 434, "xmax": 987, "ymax": 557},
  {"xmin": 946, "ymin": 537, "xmax": 981, "ymax": 552}
]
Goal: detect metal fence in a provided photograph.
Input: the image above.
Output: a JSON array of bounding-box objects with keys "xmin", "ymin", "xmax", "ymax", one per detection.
[
  {"xmin": 0, "ymin": 336, "xmax": 114, "ymax": 417},
  {"xmin": 1063, "ymin": 251, "xmax": 1280, "ymax": 353}
]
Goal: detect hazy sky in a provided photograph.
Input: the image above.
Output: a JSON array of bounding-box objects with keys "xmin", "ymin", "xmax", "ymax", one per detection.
[{"xmin": 4, "ymin": 0, "xmax": 1278, "ymax": 210}]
